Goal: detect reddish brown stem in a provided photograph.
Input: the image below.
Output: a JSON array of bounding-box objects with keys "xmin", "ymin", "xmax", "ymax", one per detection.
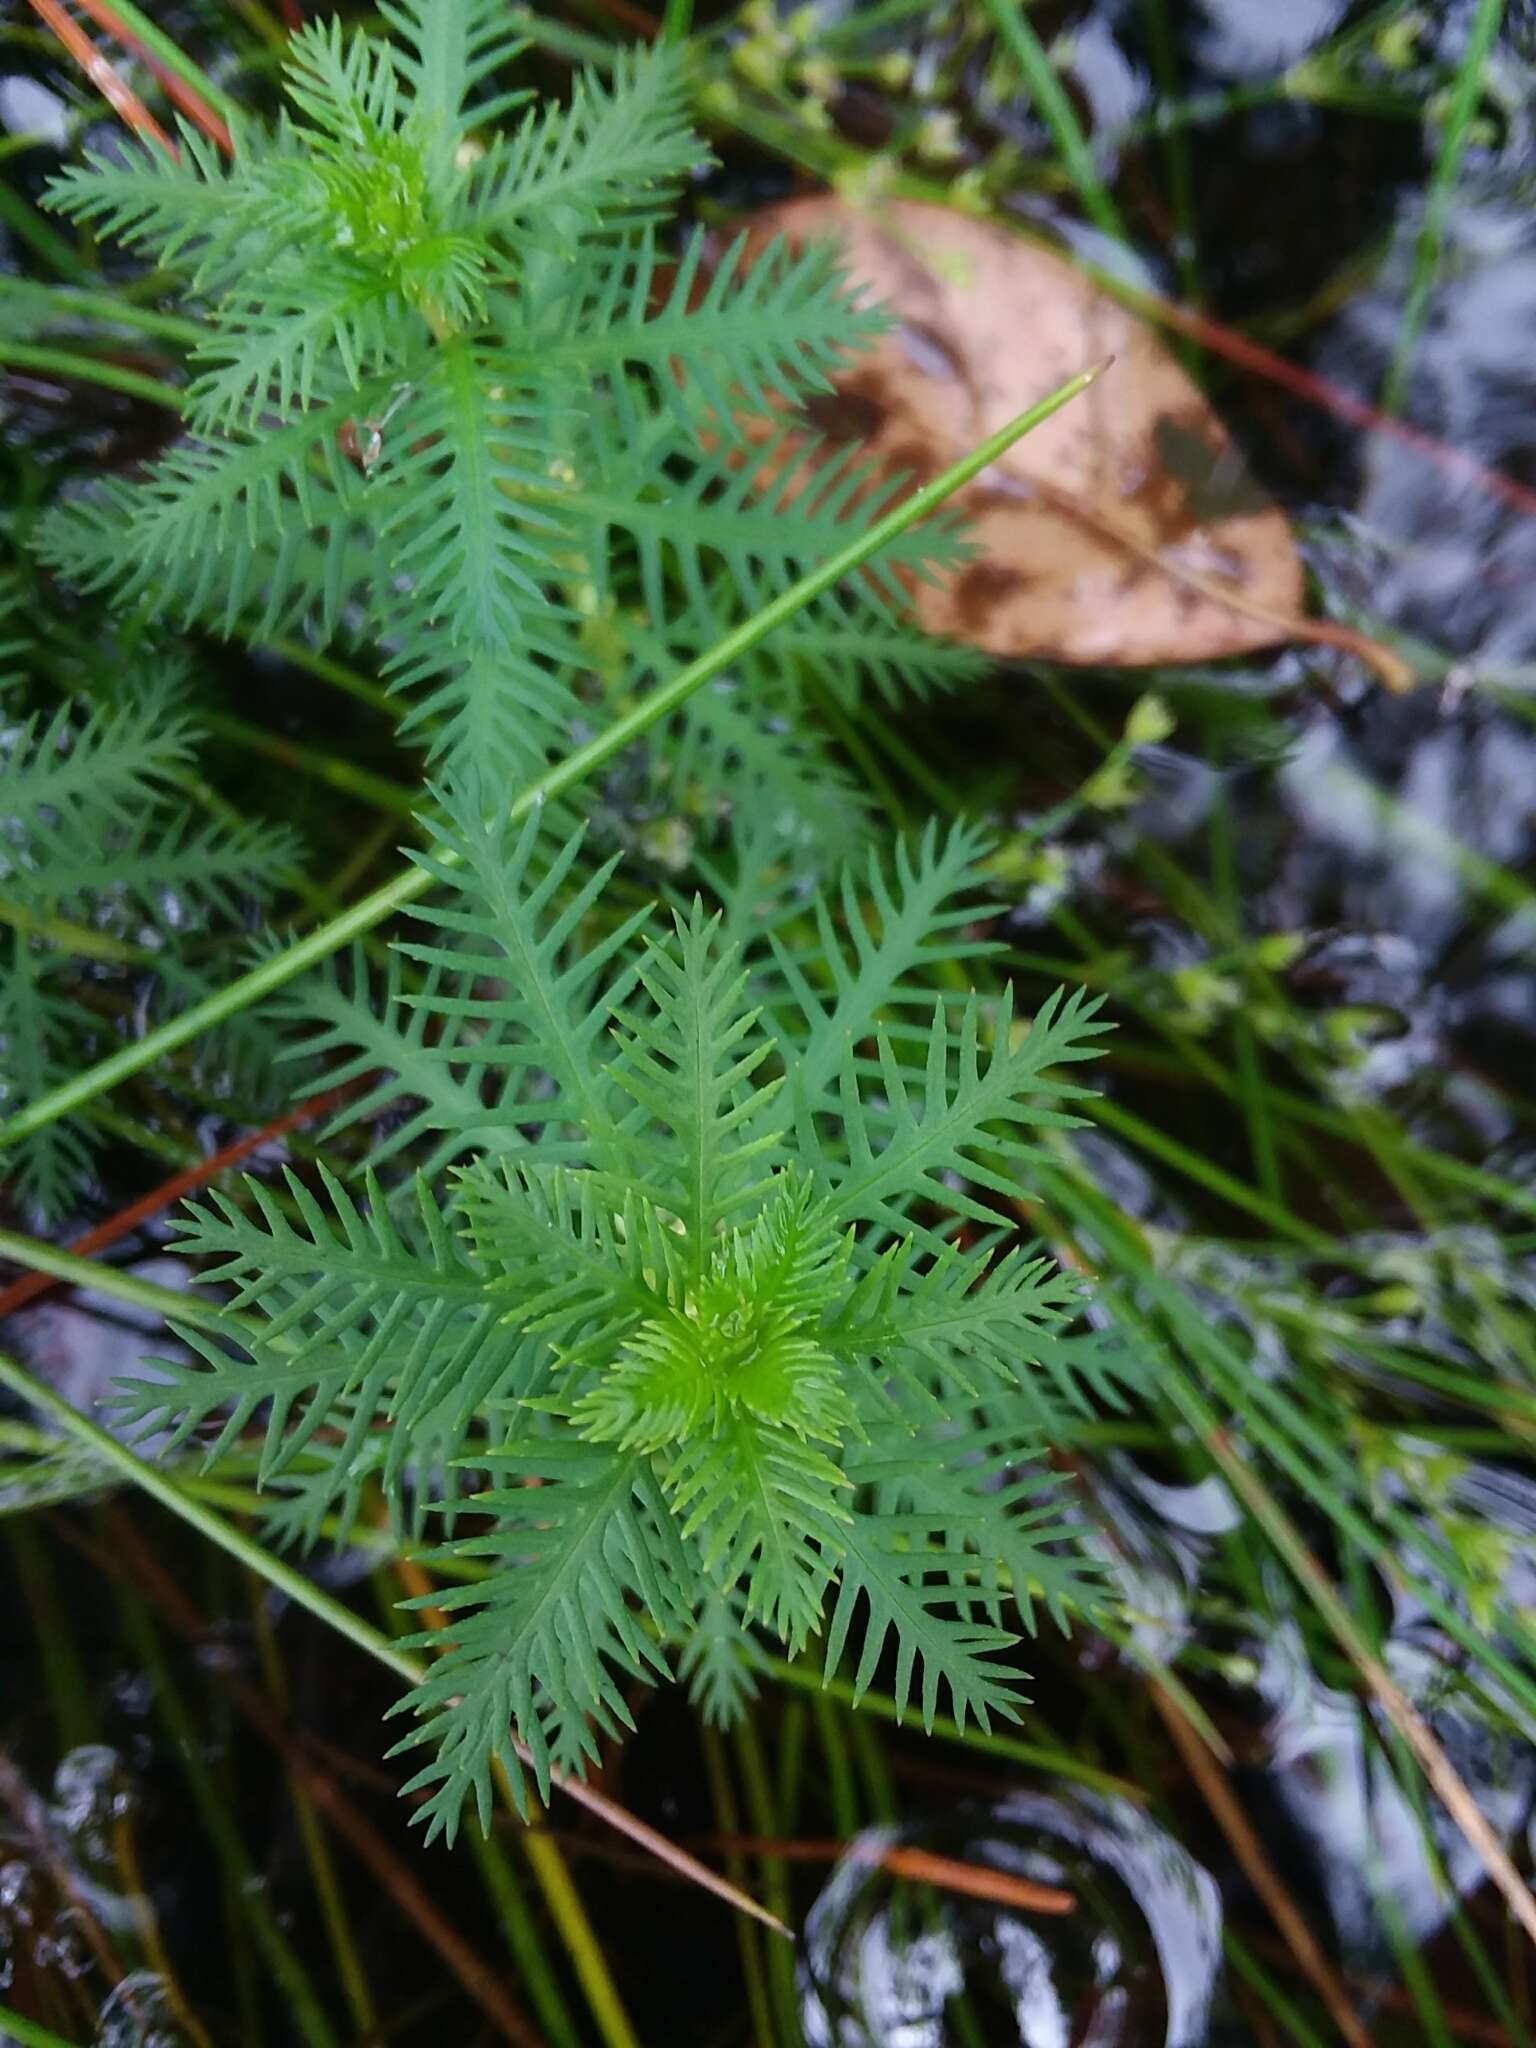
[
  {"xmin": 26, "ymin": 0, "xmax": 177, "ymax": 157},
  {"xmin": 96, "ymin": 1509, "xmax": 548, "ymax": 2048},
  {"xmin": 1142, "ymin": 288, "xmax": 1536, "ymax": 526},
  {"xmin": 73, "ymin": 0, "xmax": 234, "ymax": 153},
  {"xmin": 0, "ymin": 1080, "xmax": 361, "ymax": 1323},
  {"xmin": 711, "ymin": 1836, "xmax": 1077, "ymax": 1915},
  {"xmin": 1149, "ymin": 1683, "xmax": 1374, "ymax": 2048}
]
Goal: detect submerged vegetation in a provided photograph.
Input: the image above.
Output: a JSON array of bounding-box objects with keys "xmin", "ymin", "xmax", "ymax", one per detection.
[{"xmin": 2, "ymin": 1, "xmax": 1535, "ymax": 2043}]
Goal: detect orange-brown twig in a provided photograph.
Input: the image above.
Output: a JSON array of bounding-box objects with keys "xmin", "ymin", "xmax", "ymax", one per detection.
[
  {"xmin": 1149, "ymin": 1683, "xmax": 1374, "ymax": 2048},
  {"xmin": 72, "ymin": 0, "xmax": 233, "ymax": 153},
  {"xmin": 95, "ymin": 1509, "xmax": 547, "ymax": 2048},
  {"xmin": 26, "ymin": 0, "xmax": 176, "ymax": 158},
  {"xmin": 584, "ymin": 0, "xmax": 660, "ymax": 39},
  {"xmin": 391, "ymin": 1552, "xmax": 792, "ymax": 1937},
  {"xmin": 0, "ymin": 1080, "xmax": 361, "ymax": 1323},
  {"xmin": 1142, "ymin": 288, "xmax": 1536, "ymax": 526},
  {"xmin": 711, "ymin": 1836, "xmax": 1078, "ymax": 1916}
]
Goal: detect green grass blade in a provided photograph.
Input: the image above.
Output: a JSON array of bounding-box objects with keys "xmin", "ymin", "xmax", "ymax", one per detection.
[{"xmin": 0, "ymin": 362, "xmax": 1107, "ymax": 1156}]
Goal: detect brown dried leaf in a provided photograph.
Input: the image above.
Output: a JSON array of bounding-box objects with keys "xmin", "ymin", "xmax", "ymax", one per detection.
[{"xmin": 742, "ymin": 196, "xmax": 1307, "ymax": 667}]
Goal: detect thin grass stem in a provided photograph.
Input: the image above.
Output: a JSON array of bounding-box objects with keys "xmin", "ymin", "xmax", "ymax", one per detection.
[
  {"xmin": 1382, "ymin": 0, "xmax": 1506, "ymax": 410},
  {"xmin": 976, "ymin": 0, "xmax": 1126, "ymax": 244},
  {"xmin": 0, "ymin": 365, "xmax": 1107, "ymax": 1154}
]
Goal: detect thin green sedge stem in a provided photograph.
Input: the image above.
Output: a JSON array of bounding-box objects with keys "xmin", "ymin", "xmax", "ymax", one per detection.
[
  {"xmin": 976, "ymin": 0, "xmax": 1126, "ymax": 245},
  {"xmin": 0, "ymin": 341, "xmax": 180, "ymax": 407},
  {"xmin": 0, "ymin": 283, "xmax": 203, "ymax": 346},
  {"xmin": 201, "ymin": 711, "xmax": 419, "ymax": 817},
  {"xmin": 510, "ymin": 1818, "xmax": 640, "ymax": 2048},
  {"xmin": 843, "ymin": 1703, "xmax": 896, "ymax": 1821},
  {"xmin": 466, "ymin": 1828, "xmax": 584, "ymax": 2048},
  {"xmin": 700, "ymin": 1729, "xmax": 775, "ymax": 2048},
  {"xmin": 507, "ymin": 6, "xmax": 620, "ymax": 68},
  {"xmin": 0, "ymin": 1227, "xmax": 236, "ymax": 1336},
  {"xmin": 1222, "ymin": 1932, "xmax": 1333, "ymax": 2048},
  {"xmin": 1199, "ymin": 1403, "xmax": 1536, "ymax": 1949},
  {"xmin": 113, "ymin": 1577, "xmax": 339, "ymax": 2048},
  {"xmin": 1208, "ymin": 790, "xmax": 1282, "ymax": 1204},
  {"xmin": 0, "ymin": 2004, "xmax": 81, "ymax": 2048},
  {"xmin": 248, "ymin": 1590, "xmax": 378, "ymax": 2045},
  {"xmin": 733, "ymin": 1720, "xmax": 797, "ymax": 2037},
  {"xmin": 0, "ymin": 363, "xmax": 1107, "ymax": 1155},
  {"xmin": 0, "ymin": 180, "xmax": 96, "ymax": 282},
  {"xmin": 1048, "ymin": 1160, "xmax": 1536, "ymax": 1716},
  {"xmin": 765, "ymin": 1656, "xmax": 1144, "ymax": 1803},
  {"xmin": 73, "ymin": 0, "xmax": 244, "ymax": 133},
  {"xmin": 1136, "ymin": 0, "xmax": 1204, "ymax": 327},
  {"xmin": 812, "ymin": 1693, "xmax": 858, "ymax": 1838},
  {"xmin": 1088, "ymin": 1093, "xmax": 1329, "ymax": 1248},
  {"xmin": 0, "ymin": 897, "xmax": 160, "ymax": 968},
  {"xmin": 1384, "ymin": 1735, "xmax": 1536, "ymax": 2048},
  {"xmin": 1041, "ymin": 1177, "xmax": 1536, "ymax": 1945},
  {"xmin": 261, "ymin": 637, "xmax": 397, "ymax": 717},
  {"xmin": 1382, "ymin": 0, "xmax": 1505, "ymax": 411},
  {"xmin": 224, "ymin": 0, "xmax": 288, "ymax": 54},
  {"xmin": 659, "ymin": 0, "xmax": 694, "ymax": 41},
  {"xmin": 816, "ymin": 0, "xmax": 934, "ymax": 44},
  {"xmin": 0, "ymin": 1354, "xmax": 400, "ymax": 1667},
  {"xmin": 10, "ymin": 1522, "xmax": 92, "ymax": 1750},
  {"xmin": 0, "ymin": 1349, "xmax": 789, "ymax": 1936}
]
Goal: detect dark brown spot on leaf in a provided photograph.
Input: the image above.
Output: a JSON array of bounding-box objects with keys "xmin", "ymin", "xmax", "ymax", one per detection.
[
  {"xmin": 802, "ymin": 382, "xmax": 886, "ymax": 443},
  {"xmin": 953, "ymin": 560, "xmax": 1029, "ymax": 630}
]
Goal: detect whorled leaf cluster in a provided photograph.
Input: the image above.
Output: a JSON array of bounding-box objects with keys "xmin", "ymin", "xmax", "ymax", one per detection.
[
  {"xmin": 124, "ymin": 793, "xmax": 1126, "ymax": 1838},
  {"xmin": 37, "ymin": 1, "xmax": 980, "ymax": 834},
  {"xmin": 15, "ymin": 0, "xmax": 1128, "ymax": 1844}
]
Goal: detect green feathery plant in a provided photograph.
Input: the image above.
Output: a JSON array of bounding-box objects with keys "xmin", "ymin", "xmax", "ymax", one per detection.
[
  {"xmin": 116, "ymin": 788, "xmax": 1122, "ymax": 1839},
  {"xmin": 6, "ymin": 6, "xmax": 1536, "ymax": 2007},
  {"xmin": 0, "ymin": 564, "xmax": 298, "ymax": 1217},
  {"xmin": 34, "ymin": 1, "xmax": 980, "ymax": 849},
  {"xmin": 6, "ymin": 0, "xmax": 1127, "ymax": 1850}
]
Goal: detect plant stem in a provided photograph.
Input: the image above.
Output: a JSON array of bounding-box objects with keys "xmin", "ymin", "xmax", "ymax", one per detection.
[
  {"xmin": 113, "ymin": 1581, "xmax": 340, "ymax": 2048},
  {"xmin": 1381, "ymin": 0, "xmax": 1505, "ymax": 411},
  {"xmin": 0, "ymin": 340, "xmax": 180, "ymax": 407},
  {"xmin": 0, "ymin": 2004, "xmax": 80, "ymax": 2048},
  {"xmin": 518, "ymin": 1829, "xmax": 640, "ymax": 2048},
  {"xmin": 0, "ymin": 180, "xmax": 96, "ymax": 282},
  {"xmin": 0, "ymin": 897, "xmax": 161, "ymax": 967},
  {"xmin": 766, "ymin": 1657, "xmax": 1143, "ymax": 1802},
  {"xmin": 701, "ymin": 1729, "xmax": 774, "ymax": 2048},
  {"xmin": 0, "ymin": 1225, "xmax": 235, "ymax": 1336},
  {"xmin": 0, "ymin": 364, "xmax": 1107, "ymax": 1154},
  {"xmin": 0, "ymin": 1349, "xmax": 787, "ymax": 1934},
  {"xmin": 261, "ymin": 636, "xmax": 397, "ymax": 717},
  {"xmin": 0, "ymin": 283, "xmax": 203, "ymax": 345},
  {"xmin": 467, "ymin": 1828, "xmax": 584, "ymax": 2048},
  {"xmin": 248, "ymin": 1590, "xmax": 378, "ymax": 2045},
  {"xmin": 975, "ymin": 0, "xmax": 1126, "ymax": 244},
  {"xmin": 201, "ymin": 710, "xmax": 419, "ymax": 817},
  {"xmin": 71, "ymin": 0, "xmax": 243, "ymax": 132}
]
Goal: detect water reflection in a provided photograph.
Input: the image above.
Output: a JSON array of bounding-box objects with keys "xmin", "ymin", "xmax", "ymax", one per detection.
[
  {"xmin": 0, "ymin": 1745, "xmax": 171, "ymax": 2039},
  {"xmin": 1192, "ymin": 0, "xmax": 1351, "ymax": 77},
  {"xmin": 1252, "ymin": 1616, "xmax": 1535, "ymax": 1963},
  {"xmin": 93, "ymin": 1972, "xmax": 185, "ymax": 2048},
  {"xmin": 1320, "ymin": 172, "xmax": 1536, "ymax": 676},
  {"xmin": 801, "ymin": 1793, "xmax": 1231, "ymax": 2047}
]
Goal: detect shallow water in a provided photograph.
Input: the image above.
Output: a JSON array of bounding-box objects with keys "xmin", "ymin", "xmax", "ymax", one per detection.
[{"xmin": 801, "ymin": 1794, "xmax": 1231, "ymax": 2046}]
